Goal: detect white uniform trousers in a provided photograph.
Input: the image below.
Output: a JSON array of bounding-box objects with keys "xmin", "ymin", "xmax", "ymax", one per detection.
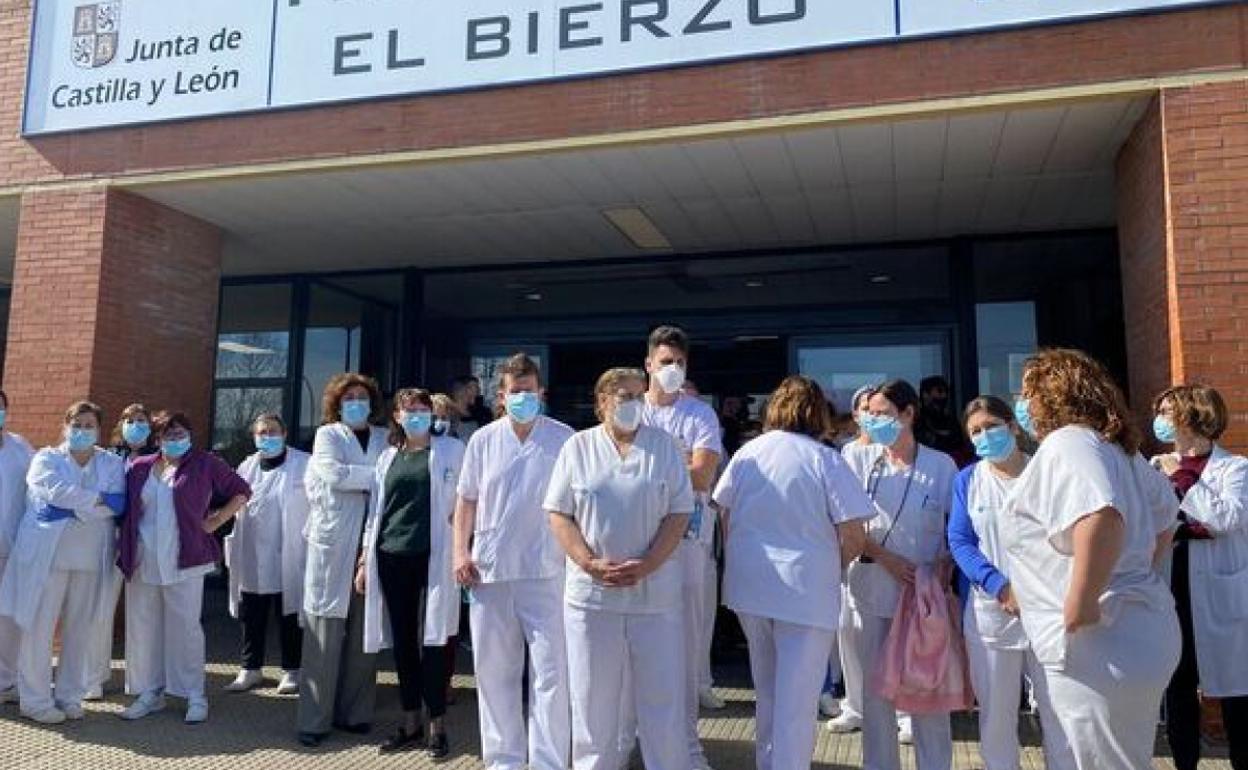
[
  {"xmin": 17, "ymin": 568, "xmax": 100, "ymax": 713},
  {"xmin": 566, "ymin": 604, "xmax": 686, "ymax": 770},
  {"xmin": 87, "ymin": 571, "xmax": 122, "ymax": 691},
  {"xmin": 846, "ymin": 607, "xmax": 952, "ymax": 770},
  {"xmin": 699, "ymin": 545, "xmax": 717, "ymax": 693},
  {"xmin": 964, "ymin": 607, "xmax": 1075, "ymax": 770},
  {"xmin": 1045, "ymin": 602, "xmax": 1180, "ymax": 770},
  {"xmin": 738, "ymin": 613, "xmax": 835, "ymax": 770},
  {"xmin": 0, "ymin": 556, "xmax": 18, "ymax": 693},
  {"xmin": 679, "ymin": 540, "xmax": 712, "ymax": 768},
  {"xmin": 837, "ymin": 592, "xmax": 864, "ymax": 720},
  {"xmin": 124, "ymin": 576, "xmax": 206, "ymax": 701},
  {"xmin": 470, "ymin": 577, "xmax": 570, "ymax": 770}
]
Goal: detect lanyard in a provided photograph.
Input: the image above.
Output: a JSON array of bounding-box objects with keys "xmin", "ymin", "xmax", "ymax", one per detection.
[{"xmin": 864, "ymin": 450, "xmax": 917, "ymax": 550}]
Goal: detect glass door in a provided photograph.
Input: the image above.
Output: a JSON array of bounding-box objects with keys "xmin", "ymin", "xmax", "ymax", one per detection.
[{"xmin": 792, "ymin": 330, "xmax": 953, "ymax": 414}]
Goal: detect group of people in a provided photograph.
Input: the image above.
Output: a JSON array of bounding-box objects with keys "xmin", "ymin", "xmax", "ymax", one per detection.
[{"xmin": 0, "ymin": 324, "xmax": 1243, "ymax": 770}]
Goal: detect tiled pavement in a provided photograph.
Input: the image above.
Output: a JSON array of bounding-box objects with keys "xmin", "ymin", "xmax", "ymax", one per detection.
[{"xmin": 0, "ymin": 584, "xmax": 1231, "ymax": 770}]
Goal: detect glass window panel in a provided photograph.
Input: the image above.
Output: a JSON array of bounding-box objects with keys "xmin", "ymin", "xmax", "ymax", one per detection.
[
  {"xmin": 797, "ymin": 339, "xmax": 946, "ymax": 413},
  {"xmin": 216, "ymin": 284, "xmax": 292, "ymax": 380},
  {"xmin": 976, "ymin": 302, "xmax": 1038, "ymax": 399},
  {"xmin": 213, "ymin": 387, "xmax": 284, "ymax": 466},
  {"xmin": 300, "ymin": 285, "xmax": 365, "ymax": 446}
]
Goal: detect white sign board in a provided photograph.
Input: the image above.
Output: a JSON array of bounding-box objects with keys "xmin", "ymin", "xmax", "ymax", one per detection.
[{"xmin": 23, "ymin": 0, "xmax": 1225, "ymax": 135}]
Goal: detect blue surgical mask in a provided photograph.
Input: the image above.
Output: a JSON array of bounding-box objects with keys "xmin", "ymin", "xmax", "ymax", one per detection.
[
  {"xmin": 122, "ymin": 421, "xmax": 151, "ymax": 446},
  {"xmin": 1153, "ymin": 415, "xmax": 1177, "ymax": 444},
  {"xmin": 401, "ymin": 410, "xmax": 432, "ymax": 436},
  {"xmin": 162, "ymin": 437, "xmax": 192, "ymax": 459},
  {"xmin": 973, "ymin": 425, "xmax": 1017, "ymax": 463},
  {"xmin": 255, "ymin": 435, "xmax": 286, "ymax": 458},
  {"xmin": 505, "ymin": 392, "xmax": 541, "ymax": 425},
  {"xmin": 341, "ymin": 398, "xmax": 371, "ymax": 427},
  {"xmin": 67, "ymin": 427, "xmax": 97, "ymax": 452},
  {"xmin": 862, "ymin": 415, "xmax": 903, "ymax": 447},
  {"xmin": 1014, "ymin": 399, "xmax": 1037, "ymax": 439}
]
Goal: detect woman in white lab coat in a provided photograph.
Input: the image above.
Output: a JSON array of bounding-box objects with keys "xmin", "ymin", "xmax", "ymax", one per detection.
[
  {"xmin": 359, "ymin": 388, "xmax": 463, "ymax": 759},
  {"xmin": 947, "ymin": 396, "xmax": 1073, "ymax": 770},
  {"xmin": 297, "ymin": 372, "xmax": 389, "ymax": 747},
  {"xmin": 1152, "ymin": 384, "xmax": 1248, "ymax": 770},
  {"xmin": 1001, "ymin": 349, "xmax": 1180, "ymax": 770},
  {"xmin": 0, "ymin": 401, "xmax": 125, "ymax": 724},
  {"xmin": 224, "ymin": 413, "xmax": 310, "ymax": 696},
  {"xmin": 713, "ymin": 375, "xmax": 872, "ymax": 770},
  {"xmin": 545, "ymin": 367, "xmax": 694, "ymax": 770},
  {"xmin": 840, "ymin": 379, "xmax": 958, "ymax": 770},
  {"xmin": 0, "ymin": 389, "xmax": 35, "ymax": 707}
]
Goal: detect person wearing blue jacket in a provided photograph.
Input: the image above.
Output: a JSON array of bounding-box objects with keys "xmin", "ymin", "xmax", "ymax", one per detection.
[{"xmin": 947, "ymin": 396, "xmax": 1073, "ymax": 770}]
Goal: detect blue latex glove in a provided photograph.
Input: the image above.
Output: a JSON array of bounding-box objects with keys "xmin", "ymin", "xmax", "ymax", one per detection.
[
  {"xmin": 101, "ymin": 492, "xmax": 127, "ymax": 518},
  {"xmin": 35, "ymin": 504, "xmax": 75, "ymax": 523}
]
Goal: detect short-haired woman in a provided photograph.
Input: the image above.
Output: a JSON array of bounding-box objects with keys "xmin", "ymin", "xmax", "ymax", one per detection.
[
  {"xmin": 224, "ymin": 413, "xmax": 311, "ymax": 697},
  {"xmin": 0, "ymin": 401, "xmax": 124, "ymax": 724},
  {"xmin": 0, "ymin": 389, "xmax": 34, "ymax": 707},
  {"xmin": 1152, "ymin": 384, "xmax": 1248, "ymax": 770},
  {"xmin": 1002, "ymin": 349, "xmax": 1181, "ymax": 770},
  {"xmin": 714, "ymin": 376, "xmax": 871, "ymax": 770},
  {"xmin": 545, "ymin": 367, "xmax": 693, "ymax": 770},
  {"xmin": 298, "ymin": 373, "xmax": 389, "ymax": 747},
  {"xmin": 359, "ymin": 388, "xmax": 464, "ymax": 758},
  {"xmin": 117, "ymin": 411, "xmax": 251, "ymax": 724}
]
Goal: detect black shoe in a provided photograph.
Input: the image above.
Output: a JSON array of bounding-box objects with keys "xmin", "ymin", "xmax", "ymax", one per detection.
[
  {"xmin": 298, "ymin": 732, "xmax": 324, "ymax": 748},
  {"xmin": 334, "ymin": 721, "xmax": 372, "ymax": 735},
  {"xmin": 379, "ymin": 726, "xmax": 425, "ymax": 755},
  {"xmin": 427, "ymin": 731, "xmax": 450, "ymax": 761}
]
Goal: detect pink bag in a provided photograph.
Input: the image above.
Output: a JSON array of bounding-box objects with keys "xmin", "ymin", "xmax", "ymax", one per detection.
[{"xmin": 871, "ymin": 565, "xmax": 974, "ymax": 714}]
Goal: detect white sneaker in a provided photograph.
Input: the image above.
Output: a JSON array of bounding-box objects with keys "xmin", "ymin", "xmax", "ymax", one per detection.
[
  {"xmin": 83, "ymin": 685, "xmax": 104, "ymax": 702},
  {"xmin": 825, "ymin": 711, "xmax": 863, "ymax": 733},
  {"xmin": 818, "ymin": 692, "xmax": 842, "ymax": 718},
  {"xmin": 185, "ymin": 699, "xmax": 208, "ymax": 724},
  {"xmin": 698, "ymin": 687, "xmax": 725, "ymax": 710},
  {"xmin": 276, "ymin": 670, "xmax": 300, "ymax": 696},
  {"xmin": 897, "ymin": 715, "xmax": 914, "ymax": 745},
  {"xmin": 0, "ymin": 686, "xmax": 17, "ymax": 705},
  {"xmin": 58, "ymin": 702, "xmax": 85, "ymax": 721},
  {"xmin": 120, "ymin": 693, "xmax": 165, "ymax": 721},
  {"xmin": 224, "ymin": 669, "xmax": 263, "ymax": 693},
  {"xmin": 23, "ymin": 706, "xmax": 66, "ymax": 724}
]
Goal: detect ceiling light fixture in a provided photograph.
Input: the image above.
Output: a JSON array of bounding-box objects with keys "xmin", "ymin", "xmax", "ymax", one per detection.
[
  {"xmin": 603, "ymin": 207, "xmax": 672, "ymax": 250},
  {"xmin": 869, "ymin": 274, "xmax": 893, "ymax": 284},
  {"xmin": 745, "ymin": 279, "xmax": 765, "ymax": 288},
  {"xmin": 524, "ymin": 292, "xmax": 544, "ymax": 302}
]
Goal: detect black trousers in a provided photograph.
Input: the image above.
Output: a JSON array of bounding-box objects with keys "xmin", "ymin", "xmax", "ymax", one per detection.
[
  {"xmin": 377, "ymin": 549, "xmax": 448, "ymax": 718},
  {"xmin": 239, "ymin": 591, "xmax": 303, "ymax": 671},
  {"xmin": 1165, "ymin": 541, "xmax": 1248, "ymax": 770}
]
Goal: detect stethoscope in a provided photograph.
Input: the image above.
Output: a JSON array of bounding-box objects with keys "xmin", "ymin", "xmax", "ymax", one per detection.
[{"xmin": 858, "ymin": 449, "xmax": 918, "ymax": 563}]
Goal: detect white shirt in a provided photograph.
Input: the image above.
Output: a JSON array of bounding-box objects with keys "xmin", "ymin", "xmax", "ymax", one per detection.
[
  {"xmin": 842, "ymin": 441, "xmax": 957, "ymax": 618},
  {"xmin": 138, "ymin": 467, "xmax": 214, "ymax": 586},
  {"xmin": 966, "ymin": 461, "xmax": 1028, "ymax": 649},
  {"xmin": 713, "ymin": 431, "xmax": 874, "ymax": 630},
  {"xmin": 52, "ymin": 454, "xmax": 111, "ymax": 572},
  {"xmin": 1001, "ymin": 425, "xmax": 1177, "ymax": 670},
  {"xmin": 642, "ymin": 394, "xmax": 723, "ymax": 543},
  {"xmin": 544, "ymin": 425, "xmax": 694, "ymax": 614},
  {"xmin": 458, "ymin": 415, "xmax": 574, "ymax": 584},
  {"xmin": 0, "ymin": 433, "xmax": 34, "ymax": 559},
  {"xmin": 237, "ymin": 467, "xmax": 285, "ymax": 594}
]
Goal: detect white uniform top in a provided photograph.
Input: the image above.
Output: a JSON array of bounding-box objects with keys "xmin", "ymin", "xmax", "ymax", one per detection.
[
  {"xmin": 842, "ymin": 442, "xmax": 957, "ymax": 618},
  {"xmin": 966, "ymin": 461, "xmax": 1028, "ymax": 650},
  {"xmin": 137, "ymin": 467, "xmax": 214, "ymax": 586},
  {"xmin": 641, "ymin": 394, "xmax": 723, "ymax": 543},
  {"xmin": 0, "ymin": 433, "xmax": 35, "ymax": 559},
  {"xmin": 544, "ymin": 424, "xmax": 694, "ymax": 615},
  {"xmin": 1001, "ymin": 425, "xmax": 1177, "ymax": 670},
  {"xmin": 53, "ymin": 453, "xmax": 111, "ymax": 572},
  {"xmin": 713, "ymin": 431, "xmax": 874, "ymax": 631},
  {"xmin": 457, "ymin": 415, "xmax": 574, "ymax": 584},
  {"xmin": 236, "ymin": 467, "xmax": 284, "ymax": 594}
]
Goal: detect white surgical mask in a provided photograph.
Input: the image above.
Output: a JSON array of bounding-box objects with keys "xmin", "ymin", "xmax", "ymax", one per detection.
[
  {"xmin": 654, "ymin": 363, "xmax": 686, "ymax": 395},
  {"xmin": 612, "ymin": 400, "xmax": 643, "ymax": 432}
]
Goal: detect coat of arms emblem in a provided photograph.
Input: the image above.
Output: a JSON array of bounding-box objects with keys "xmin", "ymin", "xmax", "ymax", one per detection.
[{"xmin": 71, "ymin": 2, "xmax": 121, "ymax": 69}]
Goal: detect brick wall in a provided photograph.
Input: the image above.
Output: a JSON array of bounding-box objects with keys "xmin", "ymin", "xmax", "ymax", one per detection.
[
  {"xmin": 0, "ymin": 2, "xmax": 1245, "ymax": 184},
  {"xmin": 1, "ymin": 187, "xmax": 221, "ymax": 448}
]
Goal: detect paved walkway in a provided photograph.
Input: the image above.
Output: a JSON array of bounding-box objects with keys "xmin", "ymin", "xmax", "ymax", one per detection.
[{"xmin": 0, "ymin": 584, "xmax": 1231, "ymax": 770}]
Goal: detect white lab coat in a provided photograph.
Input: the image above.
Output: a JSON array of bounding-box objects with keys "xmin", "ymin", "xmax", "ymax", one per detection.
[
  {"xmin": 0, "ymin": 446, "xmax": 124, "ymax": 631},
  {"xmin": 226, "ymin": 448, "xmax": 311, "ymax": 621},
  {"xmin": 1174, "ymin": 444, "xmax": 1248, "ymax": 697},
  {"xmin": 362, "ymin": 437, "xmax": 464, "ymax": 653},
  {"xmin": 0, "ymin": 433, "xmax": 35, "ymax": 557},
  {"xmin": 302, "ymin": 423, "xmax": 388, "ymax": 620}
]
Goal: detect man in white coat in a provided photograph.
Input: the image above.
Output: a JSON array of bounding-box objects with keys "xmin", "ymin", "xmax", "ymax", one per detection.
[
  {"xmin": 0, "ymin": 401, "xmax": 125, "ymax": 724},
  {"xmin": 453, "ymin": 353, "xmax": 574, "ymax": 770},
  {"xmin": 0, "ymin": 397, "xmax": 35, "ymax": 705}
]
